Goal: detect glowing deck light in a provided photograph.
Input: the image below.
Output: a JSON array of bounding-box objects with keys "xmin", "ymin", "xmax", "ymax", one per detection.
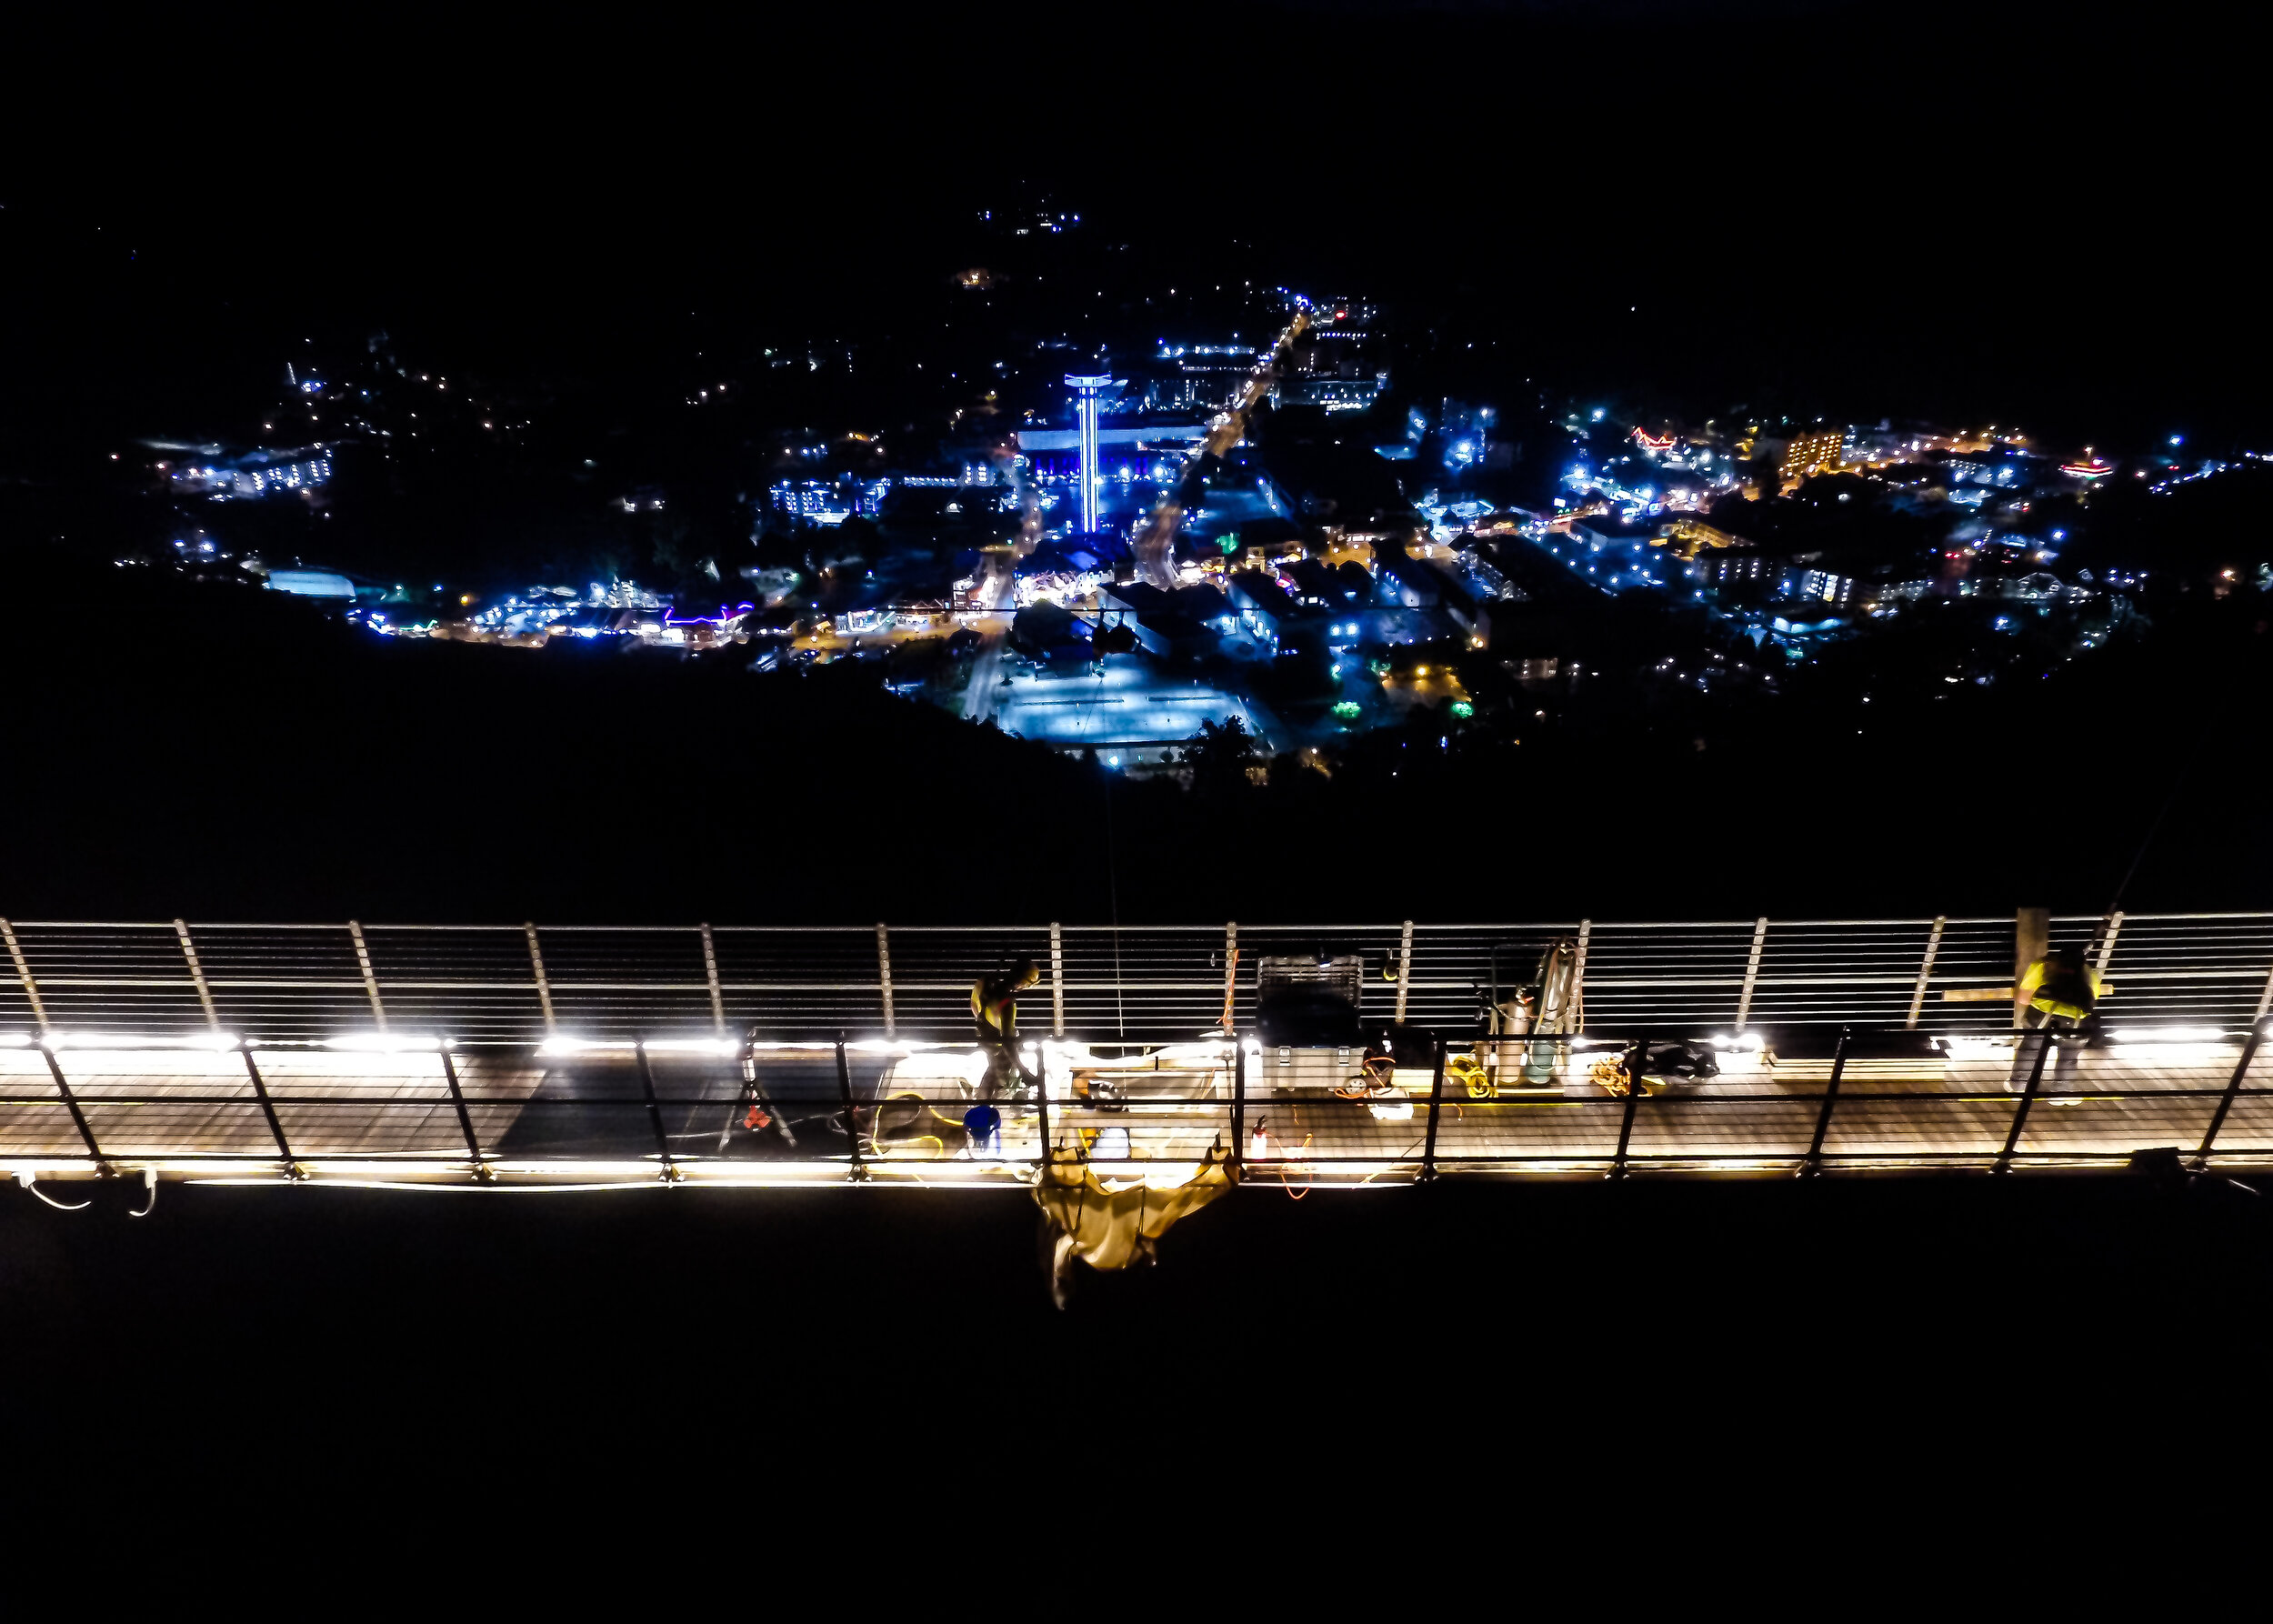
[
  {"xmin": 543, "ymin": 1037, "xmax": 751, "ymax": 1058},
  {"xmin": 1936, "ymin": 1036, "xmax": 2017, "ymax": 1061},
  {"xmin": 43, "ymin": 1031, "xmax": 241, "ymax": 1051}
]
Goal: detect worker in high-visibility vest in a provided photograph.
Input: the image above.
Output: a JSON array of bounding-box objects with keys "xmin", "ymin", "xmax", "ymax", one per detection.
[
  {"xmin": 2009, "ymin": 947, "xmax": 2105, "ymax": 1091},
  {"xmin": 2020, "ymin": 947, "xmax": 2105, "ymax": 1023},
  {"xmin": 972, "ymin": 959, "xmax": 1041, "ymax": 1101}
]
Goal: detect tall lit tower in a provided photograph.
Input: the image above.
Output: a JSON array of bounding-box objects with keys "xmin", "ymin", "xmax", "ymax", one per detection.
[{"xmin": 1064, "ymin": 372, "xmax": 1120, "ymax": 534}]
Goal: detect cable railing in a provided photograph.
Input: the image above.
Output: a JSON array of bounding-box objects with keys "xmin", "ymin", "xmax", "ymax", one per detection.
[{"xmin": 6, "ymin": 912, "xmax": 2273, "ymax": 1046}]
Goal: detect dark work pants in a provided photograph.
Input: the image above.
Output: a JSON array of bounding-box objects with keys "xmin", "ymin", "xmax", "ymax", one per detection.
[
  {"xmin": 976, "ymin": 1023, "xmax": 1034, "ymax": 1101},
  {"xmin": 2008, "ymin": 1006, "xmax": 2082, "ymax": 1092}
]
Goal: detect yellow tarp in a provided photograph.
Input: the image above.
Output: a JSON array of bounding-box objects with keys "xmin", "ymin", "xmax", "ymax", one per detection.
[{"xmin": 1034, "ymin": 1145, "xmax": 1237, "ymax": 1271}]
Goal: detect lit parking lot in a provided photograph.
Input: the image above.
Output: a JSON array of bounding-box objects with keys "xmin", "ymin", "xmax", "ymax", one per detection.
[{"xmin": 990, "ymin": 660, "xmax": 1265, "ymax": 758}]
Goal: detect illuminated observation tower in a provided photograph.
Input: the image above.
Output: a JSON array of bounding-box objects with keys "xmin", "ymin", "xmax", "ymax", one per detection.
[{"xmin": 1064, "ymin": 372, "xmax": 1120, "ymax": 535}]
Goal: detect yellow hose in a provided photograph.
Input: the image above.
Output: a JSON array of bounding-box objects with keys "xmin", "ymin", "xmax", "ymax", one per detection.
[{"xmin": 873, "ymin": 1091, "xmax": 962, "ymax": 1160}]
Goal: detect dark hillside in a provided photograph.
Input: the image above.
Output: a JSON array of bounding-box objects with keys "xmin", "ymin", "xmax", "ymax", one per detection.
[{"xmin": 5, "ymin": 544, "xmax": 2268, "ymax": 925}]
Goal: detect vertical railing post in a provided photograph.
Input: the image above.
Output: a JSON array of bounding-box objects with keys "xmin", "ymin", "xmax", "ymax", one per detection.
[
  {"xmin": 39, "ymin": 1042, "xmax": 108, "ymax": 1170},
  {"xmin": 1394, "ymin": 919, "xmax": 1414, "ymax": 1023},
  {"xmin": 1906, "ymin": 916, "xmax": 1945, "ymax": 1030},
  {"xmin": 875, "ymin": 922, "xmax": 895, "ymax": 1038},
  {"xmin": 1420, "ymin": 1034, "xmax": 1447, "ymax": 1182},
  {"xmin": 1736, "ymin": 917, "xmax": 1768, "ymax": 1032},
  {"xmin": 437, "ymin": 1040, "xmax": 487, "ymax": 1176},
  {"xmin": 1222, "ymin": 919, "xmax": 1240, "ymax": 1031},
  {"xmin": 1610, "ymin": 1032, "xmax": 1647, "ymax": 1178},
  {"xmin": 525, "ymin": 923, "xmax": 556, "ymax": 1038},
  {"xmin": 2, "ymin": 917, "xmax": 50, "ymax": 1037},
  {"xmin": 1572, "ymin": 919, "xmax": 1591, "ymax": 1033},
  {"xmin": 835, "ymin": 1033, "xmax": 867, "ymax": 1181},
  {"xmin": 2196, "ymin": 1023, "xmax": 2266, "ymax": 1168},
  {"xmin": 2253, "ymin": 961, "xmax": 2273, "ymax": 1023},
  {"xmin": 1996, "ymin": 1018, "xmax": 2057, "ymax": 1173},
  {"xmin": 633, "ymin": 1037, "xmax": 676, "ymax": 1176},
  {"xmin": 1802, "ymin": 1023, "xmax": 1851, "ymax": 1176},
  {"xmin": 1032, "ymin": 1038, "xmax": 1052, "ymax": 1164},
  {"xmin": 2092, "ymin": 910, "xmax": 2125, "ymax": 976},
  {"xmin": 349, "ymin": 921, "xmax": 387, "ymax": 1030},
  {"xmin": 1050, "ymin": 921, "xmax": 1066, "ymax": 1038},
  {"xmin": 701, "ymin": 923, "xmax": 726, "ymax": 1037},
  {"xmin": 175, "ymin": 919, "xmax": 221, "ymax": 1032},
  {"xmin": 1230, "ymin": 1038, "xmax": 1247, "ymax": 1177},
  {"xmin": 238, "ymin": 1043, "xmax": 295, "ymax": 1168}
]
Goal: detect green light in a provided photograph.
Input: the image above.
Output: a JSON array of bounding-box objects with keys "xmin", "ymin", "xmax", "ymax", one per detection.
[
  {"xmin": 1450, "ymin": 701, "xmax": 1474, "ymax": 717},
  {"xmin": 1333, "ymin": 701, "xmax": 1361, "ymax": 719}
]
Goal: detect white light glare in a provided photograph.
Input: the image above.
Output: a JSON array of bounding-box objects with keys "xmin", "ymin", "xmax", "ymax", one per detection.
[
  {"xmin": 2109, "ymin": 1028, "xmax": 2224, "ymax": 1046},
  {"xmin": 321, "ymin": 1034, "xmax": 441, "ymax": 1052},
  {"xmin": 538, "ymin": 1037, "xmax": 745, "ymax": 1058},
  {"xmin": 42, "ymin": 1031, "xmax": 241, "ymax": 1052},
  {"xmin": 1938, "ymin": 1036, "xmax": 2015, "ymax": 1061}
]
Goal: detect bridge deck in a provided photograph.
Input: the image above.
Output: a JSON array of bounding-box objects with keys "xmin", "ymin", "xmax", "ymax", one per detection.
[{"xmin": 3, "ymin": 1035, "xmax": 2265, "ymax": 1183}]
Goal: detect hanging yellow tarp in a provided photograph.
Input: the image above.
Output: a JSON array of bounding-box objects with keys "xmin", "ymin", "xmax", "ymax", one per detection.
[{"xmin": 1033, "ymin": 1145, "xmax": 1237, "ymax": 1270}]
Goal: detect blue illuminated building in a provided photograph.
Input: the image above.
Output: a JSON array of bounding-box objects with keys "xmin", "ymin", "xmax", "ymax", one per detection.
[
  {"xmin": 1064, "ymin": 373, "xmax": 1120, "ymax": 534},
  {"xmin": 170, "ymin": 447, "xmax": 335, "ymax": 501},
  {"xmin": 770, "ymin": 476, "xmax": 888, "ymax": 524}
]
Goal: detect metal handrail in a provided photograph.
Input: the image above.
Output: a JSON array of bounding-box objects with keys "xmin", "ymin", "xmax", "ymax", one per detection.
[{"xmin": 6, "ymin": 914, "xmax": 2273, "ymax": 1050}]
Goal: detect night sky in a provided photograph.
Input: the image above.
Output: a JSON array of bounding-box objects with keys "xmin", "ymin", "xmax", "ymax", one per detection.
[{"xmin": 9, "ymin": 3, "xmax": 2258, "ymax": 460}]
